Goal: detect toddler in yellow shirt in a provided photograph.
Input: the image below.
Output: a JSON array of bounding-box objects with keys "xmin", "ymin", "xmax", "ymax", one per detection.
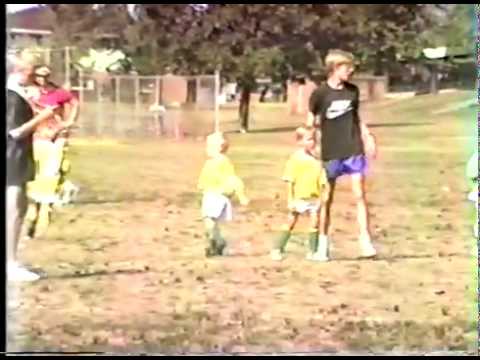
[
  {"xmin": 271, "ymin": 126, "xmax": 329, "ymax": 261},
  {"xmin": 198, "ymin": 132, "xmax": 249, "ymax": 257}
]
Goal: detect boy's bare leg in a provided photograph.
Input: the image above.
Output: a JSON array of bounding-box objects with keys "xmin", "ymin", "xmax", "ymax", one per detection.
[
  {"xmin": 351, "ymin": 174, "xmax": 370, "ymax": 238},
  {"xmin": 351, "ymin": 173, "xmax": 376, "ymax": 257},
  {"xmin": 320, "ymin": 180, "xmax": 336, "ymax": 236}
]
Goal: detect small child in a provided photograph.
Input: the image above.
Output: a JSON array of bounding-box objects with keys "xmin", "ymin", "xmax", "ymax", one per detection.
[
  {"xmin": 198, "ymin": 132, "xmax": 249, "ymax": 257},
  {"xmin": 22, "ymin": 65, "xmax": 79, "ymax": 237},
  {"xmin": 271, "ymin": 126, "xmax": 329, "ymax": 261}
]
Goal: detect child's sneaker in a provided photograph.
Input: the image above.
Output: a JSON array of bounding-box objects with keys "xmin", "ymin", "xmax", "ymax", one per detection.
[
  {"xmin": 270, "ymin": 249, "xmax": 284, "ymax": 261},
  {"xmin": 215, "ymin": 243, "xmax": 226, "ymax": 256},
  {"xmin": 205, "ymin": 247, "xmax": 217, "ymax": 257}
]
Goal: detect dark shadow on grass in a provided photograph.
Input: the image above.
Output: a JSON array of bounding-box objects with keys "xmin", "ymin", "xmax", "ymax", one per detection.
[
  {"xmin": 223, "ymin": 252, "xmax": 470, "ymax": 262},
  {"xmin": 226, "ymin": 123, "xmax": 433, "ymax": 134},
  {"xmin": 235, "ymin": 126, "xmax": 298, "ymax": 134},
  {"xmin": 73, "ymin": 196, "xmax": 159, "ymax": 205},
  {"xmin": 35, "ymin": 268, "xmax": 151, "ymax": 281},
  {"xmin": 369, "ymin": 122, "xmax": 433, "ymax": 128},
  {"xmin": 332, "ymin": 252, "xmax": 470, "ymax": 263}
]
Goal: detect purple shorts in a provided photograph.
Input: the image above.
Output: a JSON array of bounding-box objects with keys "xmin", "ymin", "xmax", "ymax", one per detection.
[{"xmin": 324, "ymin": 155, "xmax": 368, "ymax": 180}]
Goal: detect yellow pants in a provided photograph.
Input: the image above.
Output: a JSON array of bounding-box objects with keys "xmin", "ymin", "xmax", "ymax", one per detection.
[
  {"xmin": 27, "ymin": 140, "xmax": 66, "ymax": 202},
  {"xmin": 25, "ymin": 139, "xmax": 69, "ymax": 237}
]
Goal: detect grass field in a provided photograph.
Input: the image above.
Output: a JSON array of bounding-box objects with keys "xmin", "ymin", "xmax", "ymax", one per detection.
[{"xmin": 7, "ymin": 91, "xmax": 478, "ymax": 354}]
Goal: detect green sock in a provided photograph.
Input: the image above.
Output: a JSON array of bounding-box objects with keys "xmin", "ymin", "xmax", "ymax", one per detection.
[
  {"xmin": 205, "ymin": 230, "xmax": 216, "ymax": 250},
  {"xmin": 275, "ymin": 230, "xmax": 291, "ymax": 253},
  {"xmin": 308, "ymin": 231, "xmax": 319, "ymax": 253},
  {"xmin": 212, "ymin": 226, "xmax": 226, "ymax": 253}
]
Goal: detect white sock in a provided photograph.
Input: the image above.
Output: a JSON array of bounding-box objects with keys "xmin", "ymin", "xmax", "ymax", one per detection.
[
  {"xmin": 318, "ymin": 235, "xmax": 329, "ymax": 256},
  {"xmin": 359, "ymin": 234, "xmax": 373, "ymax": 245}
]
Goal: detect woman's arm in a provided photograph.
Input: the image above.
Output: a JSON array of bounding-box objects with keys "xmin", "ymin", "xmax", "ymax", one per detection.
[
  {"xmin": 60, "ymin": 97, "xmax": 80, "ymax": 129},
  {"xmin": 8, "ymin": 107, "xmax": 55, "ymax": 140}
]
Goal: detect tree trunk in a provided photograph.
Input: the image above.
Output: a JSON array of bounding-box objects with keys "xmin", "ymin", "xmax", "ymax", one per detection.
[
  {"xmin": 282, "ymin": 81, "xmax": 288, "ymax": 102},
  {"xmin": 239, "ymin": 87, "xmax": 251, "ymax": 132},
  {"xmin": 259, "ymin": 86, "xmax": 268, "ymax": 103},
  {"xmin": 430, "ymin": 64, "xmax": 439, "ymax": 95},
  {"xmin": 373, "ymin": 54, "xmax": 384, "ymax": 76},
  {"xmin": 186, "ymin": 79, "xmax": 196, "ymax": 103}
]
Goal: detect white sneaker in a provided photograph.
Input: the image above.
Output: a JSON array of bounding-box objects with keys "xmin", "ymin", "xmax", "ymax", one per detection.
[
  {"xmin": 8, "ymin": 263, "xmax": 40, "ymax": 282},
  {"xmin": 311, "ymin": 252, "xmax": 329, "ymax": 262},
  {"xmin": 360, "ymin": 240, "xmax": 377, "ymax": 258},
  {"xmin": 270, "ymin": 249, "xmax": 284, "ymax": 261}
]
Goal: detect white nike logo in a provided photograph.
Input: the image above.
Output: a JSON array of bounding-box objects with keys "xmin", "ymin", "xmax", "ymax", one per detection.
[{"xmin": 326, "ymin": 100, "xmax": 353, "ymax": 119}]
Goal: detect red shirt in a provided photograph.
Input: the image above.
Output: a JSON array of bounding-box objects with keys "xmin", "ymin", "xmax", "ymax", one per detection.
[{"xmin": 33, "ymin": 88, "xmax": 74, "ymax": 141}]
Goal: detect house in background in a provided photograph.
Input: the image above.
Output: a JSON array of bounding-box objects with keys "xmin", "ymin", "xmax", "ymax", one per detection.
[
  {"xmin": 7, "ymin": 6, "xmax": 121, "ymax": 49},
  {"xmin": 7, "ymin": 6, "xmax": 54, "ymax": 47}
]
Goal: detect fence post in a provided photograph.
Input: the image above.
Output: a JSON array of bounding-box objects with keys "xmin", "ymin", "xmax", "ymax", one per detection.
[
  {"xmin": 298, "ymin": 83, "xmax": 304, "ymax": 115},
  {"xmin": 65, "ymin": 46, "xmax": 71, "ymax": 89},
  {"xmin": 45, "ymin": 48, "xmax": 51, "ymax": 66},
  {"xmin": 115, "ymin": 76, "xmax": 120, "ymax": 106},
  {"xmin": 195, "ymin": 76, "xmax": 201, "ymax": 110},
  {"xmin": 134, "ymin": 76, "xmax": 140, "ymax": 112},
  {"xmin": 214, "ymin": 70, "xmax": 220, "ymax": 132},
  {"xmin": 78, "ymin": 69, "xmax": 84, "ymax": 105},
  {"xmin": 155, "ymin": 76, "xmax": 160, "ymax": 105}
]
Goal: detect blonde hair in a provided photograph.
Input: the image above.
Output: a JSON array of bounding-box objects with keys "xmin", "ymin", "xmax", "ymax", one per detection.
[
  {"xmin": 295, "ymin": 126, "xmax": 316, "ymax": 143},
  {"xmin": 206, "ymin": 132, "xmax": 229, "ymax": 154},
  {"xmin": 325, "ymin": 49, "xmax": 355, "ymax": 75},
  {"xmin": 8, "ymin": 49, "xmax": 39, "ymax": 73}
]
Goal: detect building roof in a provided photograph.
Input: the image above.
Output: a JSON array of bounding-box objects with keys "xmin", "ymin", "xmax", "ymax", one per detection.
[
  {"xmin": 6, "ymin": 6, "xmax": 120, "ymax": 40},
  {"xmin": 7, "ymin": 28, "xmax": 53, "ymax": 36},
  {"xmin": 6, "ymin": 6, "xmax": 54, "ymax": 31}
]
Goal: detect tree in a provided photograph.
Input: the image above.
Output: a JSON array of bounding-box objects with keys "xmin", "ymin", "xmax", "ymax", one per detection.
[
  {"xmin": 184, "ymin": 4, "xmax": 333, "ymax": 132},
  {"xmin": 47, "ymin": 4, "xmax": 442, "ymax": 129},
  {"xmin": 420, "ymin": 4, "xmax": 474, "ymax": 52}
]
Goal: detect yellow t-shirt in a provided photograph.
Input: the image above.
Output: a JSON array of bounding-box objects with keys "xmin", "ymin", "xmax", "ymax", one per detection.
[
  {"xmin": 198, "ymin": 154, "xmax": 246, "ymax": 199},
  {"xmin": 282, "ymin": 150, "xmax": 327, "ymax": 200}
]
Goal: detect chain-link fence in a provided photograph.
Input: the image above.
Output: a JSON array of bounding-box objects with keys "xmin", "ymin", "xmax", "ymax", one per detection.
[
  {"xmin": 7, "ymin": 46, "xmax": 72, "ymax": 87},
  {"xmin": 74, "ymin": 73, "xmax": 228, "ymax": 139},
  {"xmin": 7, "ymin": 45, "xmax": 309, "ymax": 139}
]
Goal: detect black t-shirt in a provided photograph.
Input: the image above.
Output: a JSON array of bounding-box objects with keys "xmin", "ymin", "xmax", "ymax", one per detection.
[
  {"xmin": 309, "ymin": 82, "xmax": 364, "ymax": 161},
  {"xmin": 7, "ymin": 89, "xmax": 35, "ymax": 186}
]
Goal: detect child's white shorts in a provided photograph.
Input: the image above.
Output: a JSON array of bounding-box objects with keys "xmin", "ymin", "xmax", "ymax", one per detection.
[
  {"xmin": 290, "ymin": 199, "xmax": 320, "ymax": 214},
  {"xmin": 202, "ymin": 192, "xmax": 233, "ymax": 221}
]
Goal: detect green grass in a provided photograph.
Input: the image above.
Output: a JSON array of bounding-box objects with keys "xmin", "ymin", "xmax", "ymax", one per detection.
[{"xmin": 8, "ymin": 90, "xmax": 478, "ymax": 354}]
